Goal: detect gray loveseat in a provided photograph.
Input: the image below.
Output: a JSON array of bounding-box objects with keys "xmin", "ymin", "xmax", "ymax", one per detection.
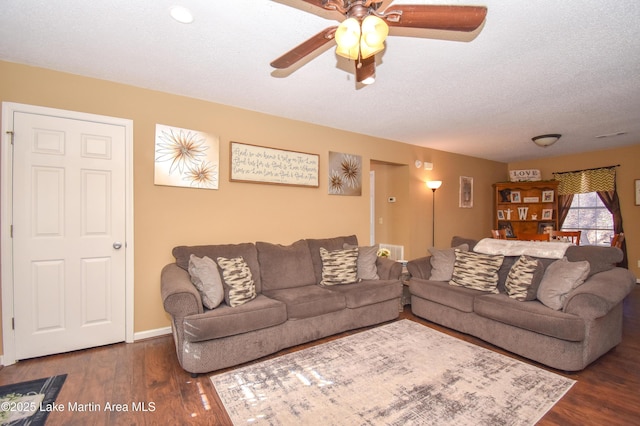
[
  {"xmin": 161, "ymin": 235, "xmax": 403, "ymax": 375},
  {"xmin": 407, "ymin": 236, "xmax": 636, "ymax": 371}
]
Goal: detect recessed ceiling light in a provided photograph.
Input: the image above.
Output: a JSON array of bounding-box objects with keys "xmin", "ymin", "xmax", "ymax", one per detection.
[
  {"xmin": 595, "ymin": 131, "xmax": 627, "ymax": 139},
  {"xmin": 170, "ymin": 6, "xmax": 194, "ymax": 24}
]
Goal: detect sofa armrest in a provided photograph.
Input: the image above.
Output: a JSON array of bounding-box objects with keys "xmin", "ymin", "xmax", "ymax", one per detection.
[
  {"xmin": 406, "ymin": 256, "xmax": 432, "ymax": 280},
  {"xmin": 376, "ymin": 256, "xmax": 402, "ymax": 280},
  {"xmin": 161, "ymin": 263, "xmax": 203, "ymax": 318},
  {"xmin": 563, "ymin": 267, "xmax": 636, "ymax": 319}
]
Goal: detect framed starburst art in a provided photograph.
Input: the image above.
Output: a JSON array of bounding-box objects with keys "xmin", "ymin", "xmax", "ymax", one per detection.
[
  {"xmin": 329, "ymin": 152, "xmax": 362, "ymax": 196},
  {"xmin": 154, "ymin": 124, "xmax": 219, "ymax": 189}
]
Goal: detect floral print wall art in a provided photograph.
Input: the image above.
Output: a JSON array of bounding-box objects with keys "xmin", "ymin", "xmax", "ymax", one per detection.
[
  {"xmin": 154, "ymin": 124, "xmax": 219, "ymax": 189},
  {"xmin": 328, "ymin": 151, "xmax": 362, "ymax": 196}
]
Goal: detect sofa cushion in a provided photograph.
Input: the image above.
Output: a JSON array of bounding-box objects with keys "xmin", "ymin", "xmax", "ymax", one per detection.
[
  {"xmin": 307, "ymin": 235, "xmax": 359, "ymax": 284},
  {"xmin": 451, "ymin": 236, "xmax": 478, "ymax": 251},
  {"xmin": 173, "ymin": 243, "xmax": 262, "ymax": 292},
  {"xmin": 449, "ymin": 250, "xmax": 503, "ymax": 293},
  {"xmin": 428, "ymin": 244, "xmax": 469, "ymax": 281},
  {"xmin": 537, "ymin": 258, "xmax": 590, "ymax": 310},
  {"xmin": 264, "ymin": 285, "xmax": 347, "ymax": 319},
  {"xmin": 216, "ymin": 256, "xmax": 257, "ymax": 307},
  {"xmin": 187, "ymin": 255, "xmax": 224, "ymax": 309},
  {"xmin": 256, "ymin": 240, "xmax": 316, "ymax": 290},
  {"xmin": 182, "ymin": 295, "xmax": 287, "ymax": 342},
  {"xmin": 565, "ymin": 245, "xmax": 623, "ymax": 277},
  {"xmin": 496, "ymin": 256, "xmax": 517, "ymax": 293},
  {"xmin": 504, "ymin": 255, "xmax": 545, "ymax": 301},
  {"xmin": 410, "ymin": 279, "xmax": 486, "ymax": 313},
  {"xmin": 325, "ymin": 280, "xmax": 402, "ymax": 308},
  {"xmin": 345, "ymin": 243, "xmax": 380, "ymax": 280},
  {"xmin": 320, "ymin": 247, "xmax": 359, "ymax": 285},
  {"xmin": 474, "ymin": 294, "xmax": 585, "ymax": 342}
]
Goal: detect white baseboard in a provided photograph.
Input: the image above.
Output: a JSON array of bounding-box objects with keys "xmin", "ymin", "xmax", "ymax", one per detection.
[{"xmin": 134, "ymin": 326, "xmax": 172, "ymax": 341}]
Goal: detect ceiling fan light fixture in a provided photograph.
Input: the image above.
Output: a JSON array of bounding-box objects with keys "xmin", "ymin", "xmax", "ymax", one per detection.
[
  {"xmin": 356, "ymin": 55, "xmax": 376, "ymax": 85},
  {"xmin": 335, "ymin": 18, "xmax": 361, "ymax": 60},
  {"xmin": 532, "ymin": 134, "xmax": 561, "ymax": 147},
  {"xmin": 360, "ymin": 15, "xmax": 388, "ymax": 59},
  {"xmin": 361, "ymin": 75, "xmax": 376, "ymax": 85}
]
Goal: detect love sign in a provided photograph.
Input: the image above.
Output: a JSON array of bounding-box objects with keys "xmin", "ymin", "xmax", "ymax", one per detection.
[{"xmin": 509, "ymin": 169, "xmax": 541, "ymax": 182}]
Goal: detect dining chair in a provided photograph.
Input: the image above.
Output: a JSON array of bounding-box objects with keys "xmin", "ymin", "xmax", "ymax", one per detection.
[
  {"xmin": 611, "ymin": 232, "xmax": 625, "ymax": 249},
  {"xmin": 550, "ymin": 230, "xmax": 581, "ymax": 245},
  {"xmin": 516, "ymin": 233, "xmax": 550, "ymax": 242},
  {"xmin": 491, "ymin": 229, "xmax": 507, "ymax": 239}
]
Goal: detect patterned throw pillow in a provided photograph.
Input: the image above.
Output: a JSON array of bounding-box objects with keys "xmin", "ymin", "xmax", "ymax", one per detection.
[
  {"xmin": 216, "ymin": 256, "xmax": 257, "ymax": 307},
  {"xmin": 449, "ymin": 249, "xmax": 504, "ymax": 293},
  {"xmin": 504, "ymin": 255, "xmax": 545, "ymax": 301},
  {"xmin": 319, "ymin": 247, "xmax": 359, "ymax": 285},
  {"xmin": 188, "ymin": 254, "xmax": 225, "ymax": 309}
]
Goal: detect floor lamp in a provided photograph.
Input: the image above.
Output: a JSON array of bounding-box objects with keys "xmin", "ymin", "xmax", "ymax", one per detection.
[{"xmin": 426, "ymin": 181, "xmax": 442, "ymax": 247}]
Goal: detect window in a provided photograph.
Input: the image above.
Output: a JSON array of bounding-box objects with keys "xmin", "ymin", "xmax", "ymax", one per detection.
[{"xmin": 561, "ymin": 192, "xmax": 614, "ymax": 246}]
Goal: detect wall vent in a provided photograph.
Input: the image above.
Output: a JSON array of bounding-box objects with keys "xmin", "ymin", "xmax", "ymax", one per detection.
[{"xmin": 378, "ymin": 243, "xmax": 405, "ymax": 261}]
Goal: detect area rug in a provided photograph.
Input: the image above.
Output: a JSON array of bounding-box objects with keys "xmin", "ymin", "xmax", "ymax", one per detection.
[
  {"xmin": 0, "ymin": 374, "xmax": 67, "ymax": 426},
  {"xmin": 211, "ymin": 320, "xmax": 575, "ymax": 425}
]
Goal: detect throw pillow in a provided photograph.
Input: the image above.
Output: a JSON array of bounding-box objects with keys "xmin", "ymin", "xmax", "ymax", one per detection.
[
  {"xmin": 429, "ymin": 244, "xmax": 470, "ymax": 281},
  {"xmin": 344, "ymin": 243, "xmax": 379, "ymax": 280},
  {"xmin": 188, "ymin": 254, "xmax": 225, "ymax": 309},
  {"xmin": 319, "ymin": 247, "xmax": 359, "ymax": 286},
  {"xmin": 537, "ymin": 258, "xmax": 590, "ymax": 310},
  {"xmin": 449, "ymin": 249, "xmax": 504, "ymax": 293},
  {"xmin": 504, "ymin": 255, "xmax": 545, "ymax": 301},
  {"xmin": 216, "ymin": 256, "xmax": 257, "ymax": 307}
]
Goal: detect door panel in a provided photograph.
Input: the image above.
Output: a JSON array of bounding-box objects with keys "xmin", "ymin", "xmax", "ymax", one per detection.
[{"xmin": 13, "ymin": 111, "xmax": 126, "ymax": 360}]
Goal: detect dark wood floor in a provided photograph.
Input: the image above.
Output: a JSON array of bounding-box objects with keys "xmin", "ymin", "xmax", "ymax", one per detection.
[{"xmin": 1, "ymin": 286, "xmax": 638, "ymax": 425}]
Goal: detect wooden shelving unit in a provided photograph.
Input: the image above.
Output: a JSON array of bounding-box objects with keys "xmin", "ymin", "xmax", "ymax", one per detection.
[{"xmin": 493, "ymin": 180, "xmax": 559, "ymax": 239}]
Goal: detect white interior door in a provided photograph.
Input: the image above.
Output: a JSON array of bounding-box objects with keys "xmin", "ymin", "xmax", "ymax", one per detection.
[{"xmin": 9, "ymin": 110, "xmax": 127, "ymax": 360}]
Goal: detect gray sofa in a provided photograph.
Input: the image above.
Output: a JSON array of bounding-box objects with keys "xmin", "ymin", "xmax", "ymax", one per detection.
[
  {"xmin": 407, "ymin": 236, "xmax": 636, "ymax": 371},
  {"xmin": 161, "ymin": 235, "xmax": 403, "ymax": 375}
]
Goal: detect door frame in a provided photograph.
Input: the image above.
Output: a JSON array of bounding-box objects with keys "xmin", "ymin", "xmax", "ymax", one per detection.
[{"xmin": 1, "ymin": 102, "xmax": 135, "ymax": 365}]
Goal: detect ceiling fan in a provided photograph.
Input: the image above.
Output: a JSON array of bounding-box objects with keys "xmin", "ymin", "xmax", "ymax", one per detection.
[{"xmin": 271, "ymin": 1, "xmax": 487, "ymax": 85}]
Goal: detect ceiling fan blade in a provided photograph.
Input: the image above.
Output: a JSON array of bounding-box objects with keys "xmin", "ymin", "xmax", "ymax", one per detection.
[
  {"xmin": 383, "ymin": 5, "xmax": 487, "ymax": 32},
  {"xmin": 295, "ymin": 0, "xmax": 346, "ymax": 20},
  {"xmin": 270, "ymin": 26, "xmax": 338, "ymax": 69},
  {"xmin": 300, "ymin": 0, "xmax": 330, "ymax": 8}
]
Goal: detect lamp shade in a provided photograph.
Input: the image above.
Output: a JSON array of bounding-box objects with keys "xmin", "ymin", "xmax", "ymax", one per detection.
[
  {"xmin": 427, "ymin": 180, "xmax": 442, "ymax": 190},
  {"xmin": 359, "ymin": 15, "xmax": 388, "ymax": 59},
  {"xmin": 335, "ymin": 18, "xmax": 361, "ymax": 60},
  {"xmin": 532, "ymin": 134, "xmax": 561, "ymax": 147}
]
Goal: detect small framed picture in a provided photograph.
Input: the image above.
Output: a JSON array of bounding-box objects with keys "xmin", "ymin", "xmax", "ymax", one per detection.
[
  {"xmin": 635, "ymin": 179, "xmax": 640, "ymax": 206},
  {"xmin": 523, "ymin": 196, "xmax": 539, "ymax": 203},
  {"xmin": 542, "ymin": 190, "xmax": 554, "ymax": 202},
  {"xmin": 538, "ymin": 222, "xmax": 555, "ymax": 234},
  {"xmin": 497, "ymin": 210, "xmax": 505, "ymax": 220},
  {"xmin": 498, "ymin": 221, "xmax": 515, "ymax": 238},
  {"xmin": 459, "ymin": 176, "xmax": 473, "ymax": 208},
  {"xmin": 510, "ymin": 191, "xmax": 521, "ymax": 203},
  {"xmin": 541, "ymin": 209, "xmax": 553, "ymax": 220}
]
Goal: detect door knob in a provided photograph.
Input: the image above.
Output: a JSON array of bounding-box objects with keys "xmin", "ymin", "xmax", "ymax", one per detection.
[{"xmin": 113, "ymin": 242, "xmax": 123, "ymax": 250}]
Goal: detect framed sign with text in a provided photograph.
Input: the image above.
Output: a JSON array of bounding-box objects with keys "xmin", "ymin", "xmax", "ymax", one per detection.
[{"xmin": 230, "ymin": 142, "xmax": 319, "ymax": 187}]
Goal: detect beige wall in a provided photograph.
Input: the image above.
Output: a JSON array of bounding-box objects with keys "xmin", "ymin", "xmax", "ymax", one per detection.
[
  {"xmin": 509, "ymin": 144, "xmax": 640, "ymax": 279},
  {"xmin": 0, "ymin": 61, "xmax": 507, "ymax": 343}
]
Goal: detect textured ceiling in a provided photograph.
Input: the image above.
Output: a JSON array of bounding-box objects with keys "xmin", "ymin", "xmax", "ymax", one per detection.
[{"xmin": 1, "ymin": 0, "xmax": 639, "ymax": 163}]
